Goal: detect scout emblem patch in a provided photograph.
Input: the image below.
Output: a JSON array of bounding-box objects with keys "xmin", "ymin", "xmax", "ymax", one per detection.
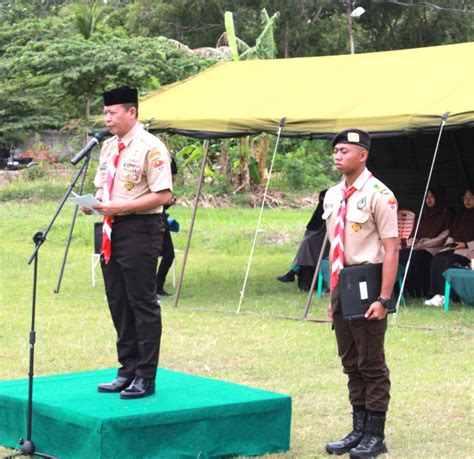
[
  {"xmin": 149, "ymin": 151, "xmax": 161, "ymax": 161},
  {"xmin": 124, "ymin": 182, "xmax": 135, "ymax": 191},
  {"xmin": 387, "ymin": 196, "xmax": 397, "ymax": 209},
  {"xmin": 153, "ymin": 159, "xmax": 164, "ymax": 170},
  {"xmin": 347, "ymin": 132, "xmax": 360, "ymax": 142},
  {"xmin": 357, "ymin": 196, "xmax": 366, "ymax": 210},
  {"xmin": 352, "ymin": 223, "xmax": 361, "ymax": 232}
]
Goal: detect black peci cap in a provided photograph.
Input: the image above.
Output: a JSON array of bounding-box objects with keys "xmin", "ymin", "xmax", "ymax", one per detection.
[
  {"xmin": 332, "ymin": 128, "xmax": 371, "ymax": 151},
  {"xmin": 103, "ymin": 86, "xmax": 138, "ymax": 106}
]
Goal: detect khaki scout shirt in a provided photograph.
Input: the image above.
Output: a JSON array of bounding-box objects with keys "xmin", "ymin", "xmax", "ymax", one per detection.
[
  {"xmin": 323, "ymin": 168, "xmax": 398, "ymax": 266},
  {"xmin": 93, "ymin": 122, "xmax": 172, "ymax": 215}
]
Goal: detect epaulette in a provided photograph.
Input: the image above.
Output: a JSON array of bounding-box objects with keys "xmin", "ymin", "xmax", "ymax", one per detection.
[
  {"xmin": 137, "ymin": 130, "xmax": 162, "ymax": 149},
  {"xmin": 372, "ymin": 179, "xmax": 392, "ymax": 196}
]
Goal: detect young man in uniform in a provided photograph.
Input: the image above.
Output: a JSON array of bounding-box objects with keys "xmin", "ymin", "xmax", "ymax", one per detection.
[
  {"xmin": 88, "ymin": 86, "xmax": 173, "ymax": 399},
  {"xmin": 322, "ymin": 129, "xmax": 399, "ymax": 457}
]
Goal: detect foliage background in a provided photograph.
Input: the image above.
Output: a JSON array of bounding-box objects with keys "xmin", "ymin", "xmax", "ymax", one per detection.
[{"xmin": 1, "ymin": 0, "xmax": 473, "ymax": 193}]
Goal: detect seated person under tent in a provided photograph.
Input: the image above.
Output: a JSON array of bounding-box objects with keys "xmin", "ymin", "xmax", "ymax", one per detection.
[
  {"xmin": 277, "ymin": 189, "xmax": 329, "ymax": 291},
  {"xmin": 424, "ymin": 188, "xmax": 474, "ymax": 307},
  {"xmin": 398, "ymin": 185, "xmax": 452, "ymax": 298}
]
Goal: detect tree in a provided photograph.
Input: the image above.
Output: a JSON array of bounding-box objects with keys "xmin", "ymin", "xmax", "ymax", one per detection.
[
  {"xmin": 0, "ymin": 17, "xmax": 213, "ymax": 145},
  {"xmin": 355, "ymin": 0, "xmax": 474, "ymax": 52},
  {"xmin": 0, "ymin": 0, "xmax": 67, "ymax": 24},
  {"xmin": 67, "ymin": 0, "xmax": 108, "ymax": 39},
  {"xmin": 0, "ymin": 17, "xmax": 71, "ymax": 146}
]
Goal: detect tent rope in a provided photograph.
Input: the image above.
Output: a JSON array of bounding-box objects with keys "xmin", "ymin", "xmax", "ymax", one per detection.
[
  {"xmin": 392, "ymin": 112, "xmax": 450, "ymax": 324},
  {"xmin": 237, "ymin": 117, "xmax": 286, "ymax": 313}
]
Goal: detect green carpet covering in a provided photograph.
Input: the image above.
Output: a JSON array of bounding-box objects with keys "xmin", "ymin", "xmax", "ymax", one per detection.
[{"xmin": 0, "ymin": 368, "xmax": 291, "ymax": 458}]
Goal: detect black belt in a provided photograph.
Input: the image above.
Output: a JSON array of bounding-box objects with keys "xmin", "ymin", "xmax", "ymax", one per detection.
[{"xmin": 113, "ymin": 213, "xmax": 163, "ymax": 223}]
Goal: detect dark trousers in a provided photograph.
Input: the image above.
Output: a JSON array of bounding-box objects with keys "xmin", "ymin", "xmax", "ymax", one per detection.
[
  {"xmin": 331, "ymin": 285, "xmax": 391, "ymax": 412},
  {"xmin": 429, "ymin": 250, "xmax": 469, "ymax": 295},
  {"xmin": 101, "ymin": 214, "xmax": 165, "ymax": 380},
  {"xmin": 156, "ymin": 228, "xmax": 175, "ymax": 291}
]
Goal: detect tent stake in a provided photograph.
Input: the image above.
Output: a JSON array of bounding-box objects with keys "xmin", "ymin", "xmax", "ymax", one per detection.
[
  {"xmin": 392, "ymin": 112, "xmax": 450, "ymax": 324},
  {"xmin": 173, "ymin": 139, "xmax": 210, "ymax": 308},
  {"xmin": 237, "ymin": 118, "xmax": 286, "ymax": 313}
]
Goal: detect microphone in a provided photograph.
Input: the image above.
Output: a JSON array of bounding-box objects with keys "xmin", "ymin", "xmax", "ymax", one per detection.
[{"xmin": 71, "ymin": 128, "xmax": 109, "ymax": 165}]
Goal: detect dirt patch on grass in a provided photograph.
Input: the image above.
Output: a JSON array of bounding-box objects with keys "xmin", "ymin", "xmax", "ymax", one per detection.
[{"xmin": 178, "ymin": 190, "xmax": 319, "ymax": 209}]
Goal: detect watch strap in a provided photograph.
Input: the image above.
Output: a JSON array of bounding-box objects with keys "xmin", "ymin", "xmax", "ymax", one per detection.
[{"xmin": 377, "ymin": 296, "xmax": 391, "ymax": 308}]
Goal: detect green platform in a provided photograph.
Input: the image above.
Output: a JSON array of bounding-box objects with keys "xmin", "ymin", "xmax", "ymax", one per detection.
[{"xmin": 0, "ymin": 368, "xmax": 291, "ymax": 458}]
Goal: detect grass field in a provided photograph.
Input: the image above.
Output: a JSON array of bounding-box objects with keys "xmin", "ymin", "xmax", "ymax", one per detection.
[{"xmin": 0, "ymin": 201, "xmax": 473, "ymax": 458}]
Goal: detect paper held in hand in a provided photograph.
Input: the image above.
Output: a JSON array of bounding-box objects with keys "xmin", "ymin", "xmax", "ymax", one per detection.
[{"xmin": 69, "ymin": 191, "xmax": 101, "ymax": 215}]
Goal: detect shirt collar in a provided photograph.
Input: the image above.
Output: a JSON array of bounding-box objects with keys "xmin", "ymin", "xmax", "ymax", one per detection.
[
  {"xmin": 118, "ymin": 121, "xmax": 143, "ymax": 148},
  {"xmin": 344, "ymin": 167, "xmax": 372, "ymax": 191}
]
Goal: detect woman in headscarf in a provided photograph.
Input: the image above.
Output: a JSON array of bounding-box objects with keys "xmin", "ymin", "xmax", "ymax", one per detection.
[
  {"xmin": 399, "ymin": 185, "xmax": 452, "ymax": 297},
  {"xmin": 277, "ymin": 189, "xmax": 329, "ymax": 291},
  {"xmin": 425, "ymin": 188, "xmax": 474, "ymax": 307}
]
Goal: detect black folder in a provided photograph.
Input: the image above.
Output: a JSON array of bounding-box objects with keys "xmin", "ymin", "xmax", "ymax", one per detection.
[{"xmin": 339, "ymin": 263, "xmax": 397, "ymax": 320}]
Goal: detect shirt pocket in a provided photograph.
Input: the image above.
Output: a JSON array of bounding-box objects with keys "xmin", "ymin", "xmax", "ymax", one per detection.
[
  {"xmin": 346, "ymin": 208, "xmax": 371, "ymax": 237},
  {"xmin": 346, "ymin": 208, "xmax": 370, "ymax": 224},
  {"xmin": 98, "ymin": 163, "xmax": 108, "ymax": 180},
  {"xmin": 120, "ymin": 169, "xmax": 142, "ymax": 184}
]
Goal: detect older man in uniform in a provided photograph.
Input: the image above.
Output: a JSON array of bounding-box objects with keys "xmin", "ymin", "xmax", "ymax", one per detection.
[
  {"xmin": 88, "ymin": 86, "xmax": 172, "ymax": 399},
  {"xmin": 322, "ymin": 129, "xmax": 398, "ymax": 457}
]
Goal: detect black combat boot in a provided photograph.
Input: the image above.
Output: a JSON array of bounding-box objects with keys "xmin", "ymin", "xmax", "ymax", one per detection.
[
  {"xmin": 277, "ymin": 270, "xmax": 296, "ymax": 282},
  {"xmin": 326, "ymin": 408, "xmax": 367, "ymax": 455},
  {"xmin": 349, "ymin": 412, "xmax": 388, "ymax": 458}
]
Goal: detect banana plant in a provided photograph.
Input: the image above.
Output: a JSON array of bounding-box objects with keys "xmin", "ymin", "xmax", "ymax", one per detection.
[{"xmin": 224, "ymin": 8, "xmax": 280, "ymax": 61}]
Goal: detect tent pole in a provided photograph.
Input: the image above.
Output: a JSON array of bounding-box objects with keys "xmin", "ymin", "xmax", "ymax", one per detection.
[
  {"xmin": 301, "ymin": 233, "xmax": 329, "ymax": 319},
  {"xmin": 392, "ymin": 112, "xmax": 450, "ymax": 324},
  {"xmin": 173, "ymin": 139, "xmax": 210, "ymax": 308},
  {"xmin": 236, "ymin": 117, "xmax": 286, "ymax": 314}
]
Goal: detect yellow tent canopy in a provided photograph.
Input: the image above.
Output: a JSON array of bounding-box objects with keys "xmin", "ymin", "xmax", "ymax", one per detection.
[{"xmin": 139, "ymin": 42, "xmax": 474, "ymax": 138}]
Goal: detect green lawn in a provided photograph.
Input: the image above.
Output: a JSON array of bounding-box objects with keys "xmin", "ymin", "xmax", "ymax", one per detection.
[{"xmin": 0, "ymin": 202, "xmax": 473, "ymax": 458}]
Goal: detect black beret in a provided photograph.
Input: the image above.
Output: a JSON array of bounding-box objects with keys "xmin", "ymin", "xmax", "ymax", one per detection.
[
  {"xmin": 332, "ymin": 128, "xmax": 371, "ymax": 151},
  {"xmin": 103, "ymin": 86, "xmax": 138, "ymax": 106}
]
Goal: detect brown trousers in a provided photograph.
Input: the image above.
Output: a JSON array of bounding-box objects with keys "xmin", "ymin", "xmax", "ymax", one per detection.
[{"xmin": 331, "ymin": 285, "xmax": 391, "ymax": 412}]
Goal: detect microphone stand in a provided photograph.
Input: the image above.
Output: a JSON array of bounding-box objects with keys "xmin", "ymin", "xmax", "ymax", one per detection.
[
  {"xmin": 54, "ymin": 128, "xmax": 108, "ymax": 293},
  {"xmin": 53, "ymin": 158, "xmax": 91, "ymax": 293},
  {"xmin": 4, "ymin": 152, "xmax": 92, "ymax": 459}
]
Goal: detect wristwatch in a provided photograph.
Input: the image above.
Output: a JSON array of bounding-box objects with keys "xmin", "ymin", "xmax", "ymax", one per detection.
[{"xmin": 377, "ymin": 296, "xmax": 391, "ymax": 308}]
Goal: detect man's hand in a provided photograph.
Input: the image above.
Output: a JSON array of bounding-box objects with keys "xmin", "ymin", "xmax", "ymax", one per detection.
[
  {"xmin": 327, "ymin": 303, "xmax": 333, "ymax": 322},
  {"xmin": 454, "ymin": 241, "xmax": 466, "ymax": 250},
  {"xmin": 365, "ymin": 301, "xmax": 388, "ymax": 320},
  {"xmin": 82, "ymin": 193, "xmax": 101, "ymax": 215},
  {"xmin": 93, "ymin": 201, "xmax": 124, "ymax": 216}
]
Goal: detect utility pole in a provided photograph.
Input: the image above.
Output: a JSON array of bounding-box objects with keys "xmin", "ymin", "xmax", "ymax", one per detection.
[
  {"xmin": 347, "ymin": 1, "xmax": 365, "ymax": 54},
  {"xmin": 347, "ymin": 1, "xmax": 354, "ymax": 54}
]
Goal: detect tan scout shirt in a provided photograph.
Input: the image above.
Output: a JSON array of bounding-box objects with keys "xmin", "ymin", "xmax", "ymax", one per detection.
[
  {"xmin": 94, "ymin": 122, "xmax": 172, "ymax": 215},
  {"xmin": 323, "ymin": 168, "xmax": 398, "ymax": 266}
]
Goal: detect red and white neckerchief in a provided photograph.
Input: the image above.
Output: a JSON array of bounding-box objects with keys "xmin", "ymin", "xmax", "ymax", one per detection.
[
  {"xmin": 101, "ymin": 141, "xmax": 125, "ymax": 264},
  {"xmin": 330, "ymin": 185, "xmax": 357, "ymax": 290}
]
